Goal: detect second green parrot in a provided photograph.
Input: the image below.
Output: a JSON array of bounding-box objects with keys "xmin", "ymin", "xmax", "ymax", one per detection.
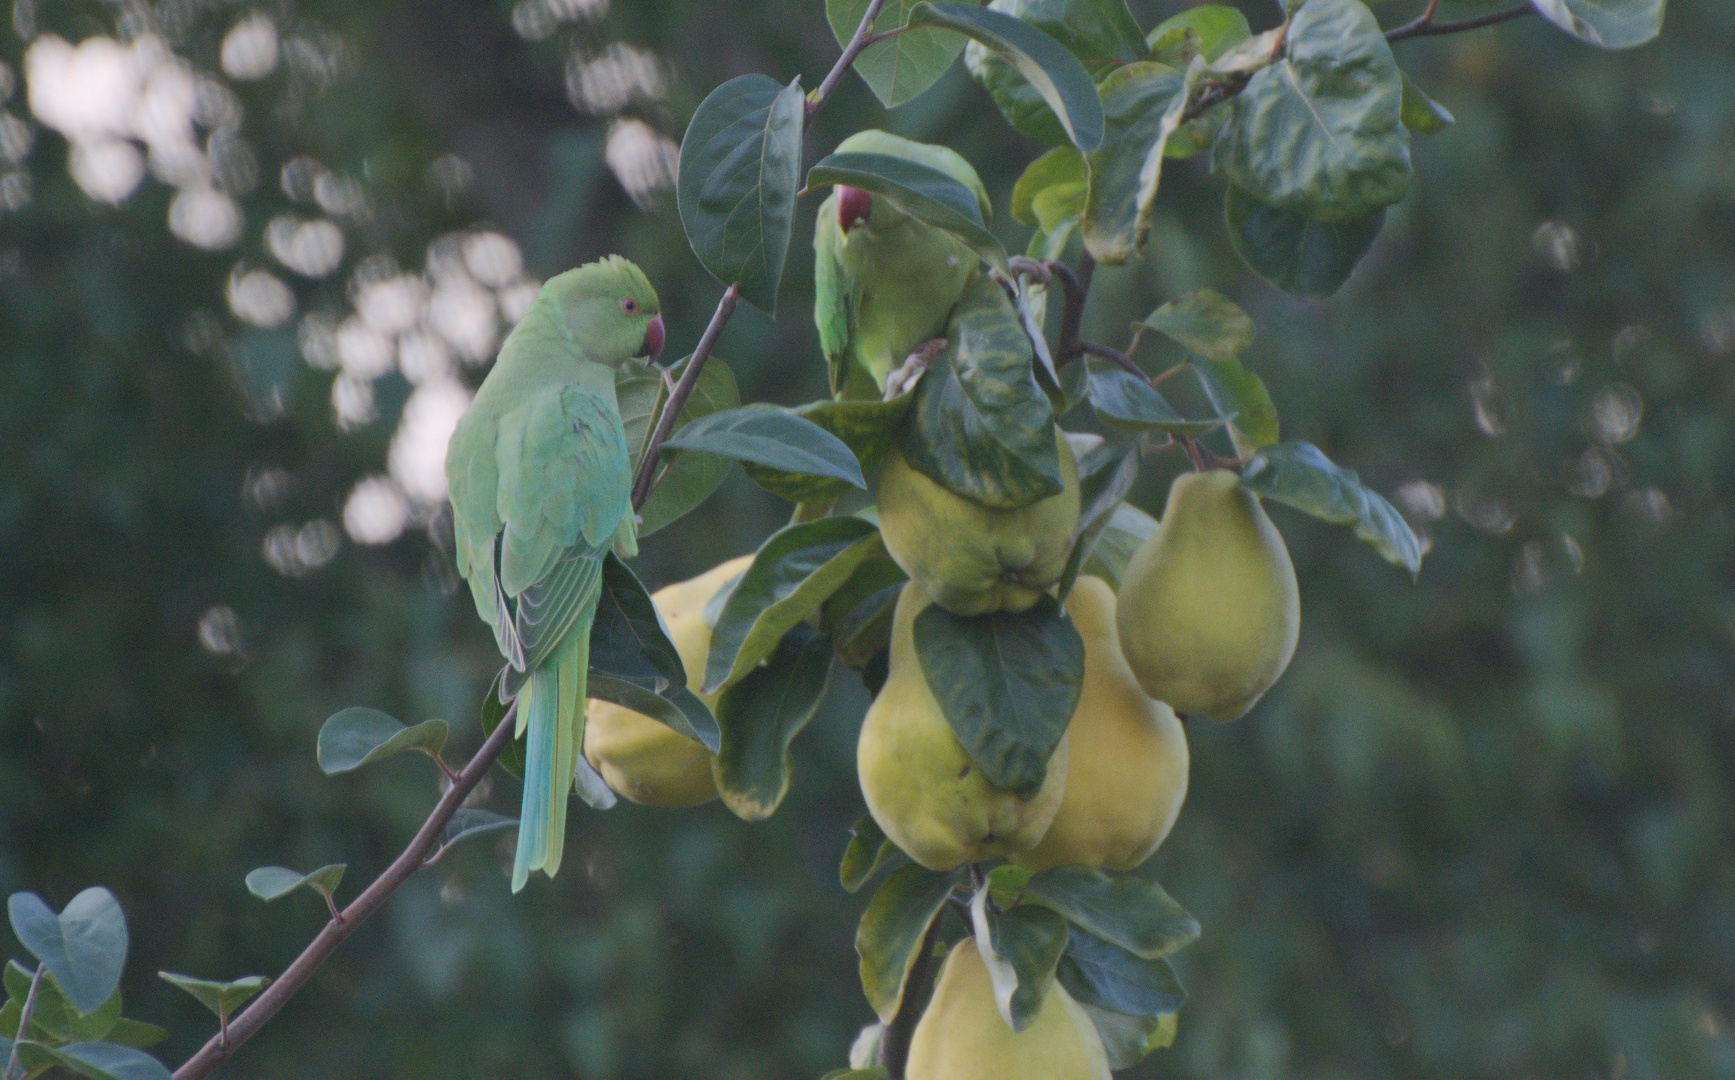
[
  {"xmin": 814, "ymin": 130, "xmax": 991, "ymax": 400},
  {"xmin": 444, "ymin": 255, "xmax": 664, "ymax": 892}
]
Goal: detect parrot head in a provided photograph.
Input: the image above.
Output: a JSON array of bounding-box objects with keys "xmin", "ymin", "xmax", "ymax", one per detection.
[
  {"xmin": 829, "ymin": 129, "xmax": 992, "ymax": 239},
  {"xmin": 544, "ymin": 254, "xmax": 664, "ymax": 365}
]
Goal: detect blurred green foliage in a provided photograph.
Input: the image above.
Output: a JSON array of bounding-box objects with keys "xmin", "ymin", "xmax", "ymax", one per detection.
[{"xmin": 2, "ymin": 0, "xmax": 1734, "ymax": 1078}]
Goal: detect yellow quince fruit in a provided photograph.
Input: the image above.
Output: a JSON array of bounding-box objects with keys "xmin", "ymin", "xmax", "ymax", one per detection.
[
  {"xmin": 582, "ymin": 554, "xmax": 751, "ymax": 807},
  {"xmin": 1014, "ymin": 575, "xmax": 1189, "ymax": 872},
  {"xmin": 876, "ymin": 429, "xmax": 1080, "ymax": 616},
  {"xmin": 1116, "ymin": 469, "xmax": 1299, "ymax": 721},
  {"xmin": 857, "ymin": 582, "xmax": 1068, "ymax": 870},
  {"xmin": 907, "ymin": 939, "xmax": 1110, "ymax": 1080}
]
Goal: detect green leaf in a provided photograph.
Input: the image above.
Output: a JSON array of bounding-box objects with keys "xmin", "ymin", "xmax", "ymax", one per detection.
[
  {"xmin": 155, "ymin": 972, "xmax": 268, "ymax": 1022},
  {"xmin": 589, "ymin": 552, "xmax": 720, "ymax": 751},
  {"xmin": 675, "ymin": 73, "xmax": 804, "ymax": 314},
  {"xmin": 1138, "ymin": 288, "xmax": 1253, "ymax": 362},
  {"xmin": 828, "ymin": 0, "xmax": 967, "ymax": 107},
  {"xmin": 899, "ymin": 275, "xmax": 1062, "ymax": 511},
  {"xmin": 821, "ymin": 554, "xmax": 908, "ymax": 670},
  {"xmin": 424, "ymin": 809, "xmax": 518, "ymax": 866},
  {"xmin": 1225, "ymin": 184, "xmax": 1386, "ymax": 300},
  {"xmin": 479, "ymin": 670, "xmax": 525, "ymax": 780},
  {"xmin": 1075, "ymin": 1003, "xmax": 1177, "ymax": 1069},
  {"xmin": 315, "ymin": 708, "xmax": 448, "ymax": 776},
  {"xmin": 713, "ymin": 623, "xmax": 833, "ymax": 821},
  {"xmin": 1399, "ymin": 73, "xmax": 1453, "ymax": 135},
  {"xmin": 1081, "ymin": 62, "xmax": 1188, "ymax": 265},
  {"xmin": 1079, "ymin": 501, "xmax": 1157, "ymax": 589},
  {"xmin": 969, "ymin": 887, "xmax": 1069, "ymax": 1032},
  {"xmin": 960, "ymin": 0, "xmax": 1139, "ymax": 145},
  {"xmin": 3, "ymin": 961, "xmax": 119, "ymax": 1044},
  {"xmin": 1532, "ymin": 0, "xmax": 1664, "ymax": 49},
  {"xmin": 743, "ymin": 396, "xmax": 914, "ymax": 505},
  {"xmin": 856, "ymin": 864, "xmax": 960, "ymax": 1022},
  {"xmin": 637, "ymin": 354, "xmax": 742, "ymax": 538},
  {"xmin": 7, "ymin": 889, "xmax": 127, "ymax": 1016},
  {"xmin": 1054, "ymin": 925, "xmax": 1185, "ymax": 1017},
  {"xmin": 614, "ymin": 357, "xmax": 664, "ymax": 470},
  {"xmin": 14, "ymin": 1041, "xmax": 171, "ymax": 1080},
  {"xmin": 1011, "ymin": 147, "xmax": 1086, "ymax": 227},
  {"xmin": 913, "ymin": 1, "xmax": 1106, "ymax": 152},
  {"xmin": 1190, "ymin": 348, "xmax": 1279, "ymax": 458},
  {"xmin": 807, "ymin": 152, "xmax": 1007, "ymax": 271},
  {"xmin": 1022, "ymin": 865, "xmax": 1199, "ymax": 960},
  {"xmin": 244, "ymin": 864, "xmax": 345, "ymax": 904},
  {"xmin": 1056, "ymin": 434, "xmax": 1140, "ymax": 599},
  {"xmin": 1239, "ymin": 441, "xmax": 1424, "ymax": 574},
  {"xmin": 820, "ymin": 1069, "xmax": 890, "ymax": 1080},
  {"xmin": 98, "ymin": 1021, "xmax": 166, "ymax": 1051},
  {"xmin": 662, "ymin": 405, "xmax": 867, "ymax": 491},
  {"xmin": 841, "ymin": 814, "xmax": 909, "ymax": 893},
  {"xmin": 1086, "ymin": 365, "xmax": 1227, "ymax": 437},
  {"xmin": 913, "ymin": 594, "xmax": 1084, "ymax": 796},
  {"xmin": 1146, "ymin": 4, "xmax": 1250, "ymax": 65},
  {"xmin": 1213, "ymin": 0, "xmax": 1411, "ymax": 220},
  {"xmin": 704, "ymin": 517, "xmax": 883, "ymax": 692}
]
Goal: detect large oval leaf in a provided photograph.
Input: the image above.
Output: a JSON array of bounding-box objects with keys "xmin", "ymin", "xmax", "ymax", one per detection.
[
  {"xmin": 8, "ymin": 889, "xmax": 127, "ymax": 1016},
  {"xmin": 1138, "ymin": 288, "xmax": 1253, "ymax": 362},
  {"xmin": 1532, "ymin": 0, "xmax": 1664, "ymax": 49},
  {"xmin": 827, "ymin": 0, "xmax": 968, "ymax": 107},
  {"xmin": 1022, "ymin": 865, "xmax": 1199, "ymax": 960},
  {"xmin": 636, "ymin": 354, "xmax": 741, "ymax": 537},
  {"xmin": 1225, "ymin": 183, "xmax": 1386, "ymax": 300},
  {"xmin": 912, "ymin": 594, "xmax": 1084, "ymax": 796},
  {"xmin": 704, "ymin": 517, "xmax": 884, "ymax": 692},
  {"xmin": 912, "ymin": 1, "xmax": 1105, "ymax": 152},
  {"xmin": 1239, "ymin": 440, "xmax": 1424, "ymax": 574},
  {"xmin": 1081, "ymin": 62, "xmax": 1188, "ymax": 266},
  {"xmin": 1053, "ymin": 925, "xmax": 1185, "ymax": 1017},
  {"xmin": 960, "ymin": 0, "xmax": 1140, "ymax": 146},
  {"xmin": 970, "ymin": 887, "xmax": 1069, "ymax": 1032},
  {"xmin": 856, "ymin": 864, "xmax": 960, "ymax": 1022},
  {"xmin": 743, "ymin": 395, "xmax": 914, "ymax": 505},
  {"xmin": 315, "ymin": 708, "xmax": 448, "ymax": 775},
  {"xmin": 1213, "ymin": 0, "xmax": 1410, "ymax": 220},
  {"xmin": 1146, "ymin": 4, "xmax": 1250, "ymax": 66},
  {"xmin": 14, "ymin": 1041, "xmax": 172, "ymax": 1080},
  {"xmin": 712, "ymin": 623, "xmax": 834, "ymax": 821},
  {"xmin": 807, "ymin": 152, "xmax": 1007, "ymax": 270},
  {"xmin": 1086, "ymin": 365, "xmax": 1226, "ymax": 437},
  {"xmin": 589, "ymin": 553, "xmax": 719, "ymax": 750},
  {"xmin": 661, "ymin": 405, "xmax": 867, "ymax": 490},
  {"xmin": 1011, "ymin": 147, "xmax": 1087, "ymax": 227},
  {"xmin": 676, "ymin": 74, "xmax": 805, "ymax": 314},
  {"xmin": 899, "ymin": 275, "xmax": 1062, "ymax": 510}
]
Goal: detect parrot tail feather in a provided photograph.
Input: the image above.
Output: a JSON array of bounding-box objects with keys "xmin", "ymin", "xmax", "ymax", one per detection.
[
  {"xmin": 510, "ymin": 665, "xmax": 561, "ymax": 893},
  {"xmin": 541, "ymin": 614, "xmax": 590, "ymax": 880}
]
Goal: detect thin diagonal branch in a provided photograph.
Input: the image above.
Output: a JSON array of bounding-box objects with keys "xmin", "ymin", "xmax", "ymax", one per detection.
[
  {"xmin": 1079, "ymin": 340, "xmax": 1147, "ymax": 379},
  {"xmin": 1385, "ymin": 2, "xmax": 1533, "ymax": 41},
  {"xmin": 808, "ymin": 0, "xmax": 890, "ymax": 118},
  {"xmin": 5, "ymin": 964, "xmax": 44, "ymax": 1080},
  {"xmin": 630, "ymin": 283, "xmax": 739, "ymax": 509},
  {"xmin": 172, "ymin": 703, "xmax": 518, "ymax": 1080}
]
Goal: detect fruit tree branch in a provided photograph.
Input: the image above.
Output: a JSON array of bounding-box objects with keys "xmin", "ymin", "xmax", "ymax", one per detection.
[
  {"xmin": 172, "ymin": 702, "xmax": 518, "ymax": 1080},
  {"xmin": 808, "ymin": 0, "xmax": 890, "ymax": 118},
  {"xmin": 1386, "ymin": 1, "xmax": 1533, "ymax": 41},
  {"xmin": 4, "ymin": 964, "xmax": 44, "ymax": 1080},
  {"xmin": 877, "ymin": 909, "xmax": 946, "ymax": 1080},
  {"xmin": 630, "ymin": 282, "xmax": 739, "ymax": 508}
]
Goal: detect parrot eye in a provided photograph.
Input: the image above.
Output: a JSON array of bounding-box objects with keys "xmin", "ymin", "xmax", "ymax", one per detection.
[{"xmin": 621, "ymin": 298, "xmax": 638, "ymax": 314}]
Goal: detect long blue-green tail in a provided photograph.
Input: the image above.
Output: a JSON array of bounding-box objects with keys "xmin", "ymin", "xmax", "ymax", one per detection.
[{"xmin": 510, "ymin": 603, "xmax": 594, "ymax": 893}]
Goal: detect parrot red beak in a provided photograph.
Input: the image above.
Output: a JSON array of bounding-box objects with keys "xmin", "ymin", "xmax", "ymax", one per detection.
[
  {"xmin": 638, "ymin": 313, "xmax": 665, "ymax": 363},
  {"xmin": 837, "ymin": 185, "xmax": 872, "ymax": 232}
]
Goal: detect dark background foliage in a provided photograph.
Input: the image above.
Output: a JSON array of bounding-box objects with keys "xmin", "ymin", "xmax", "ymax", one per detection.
[{"xmin": 2, "ymin": 0, "xmax": 1733, "ymax": 1077}]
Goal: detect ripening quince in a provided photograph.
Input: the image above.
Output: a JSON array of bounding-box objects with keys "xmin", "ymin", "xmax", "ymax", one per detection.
[
  {"xmin": 582, "ymin": 554, "xmax": 751, "ymax": 807},
  {"xmin": 907, "ymin": 939, "xmax": 1111, "ymax": 1080},
  {"xmin": 1116, "ymin": 470, "xmax": 1299, "ymax": 722},
  {"xmin": 1013, "ymin": 576, "xmax": 1189, "ymax": 873},
  {"xmin": 857, "ymin": 582, "xmax": 1068, "ymax": 870},
  {"xmin": 876, "ymin": 430, "xmax": 1081, "ymax": 616}
]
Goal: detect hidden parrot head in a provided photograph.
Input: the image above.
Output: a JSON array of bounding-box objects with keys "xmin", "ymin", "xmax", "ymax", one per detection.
[
  {"xmin": 544, "ymin": 254, "xmax": 664, "ymax": 364},
  {"xmin": 831, "ymin": 129, "xmax": 992, "ymax": 235}
]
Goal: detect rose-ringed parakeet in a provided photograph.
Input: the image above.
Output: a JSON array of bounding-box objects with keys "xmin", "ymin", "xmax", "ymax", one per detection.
[
  {"xmin": 814, "ymin": 130, "xmax": 992, "ymax": 400},
  {"xmin": 445, "ymin": 255, "xmax": 665, "ymax": 892}
]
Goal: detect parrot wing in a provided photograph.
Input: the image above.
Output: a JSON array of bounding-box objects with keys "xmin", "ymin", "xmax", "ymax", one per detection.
[{"xmin": 813, "ymin": 205, "xmax": 859, "ymax": 398}]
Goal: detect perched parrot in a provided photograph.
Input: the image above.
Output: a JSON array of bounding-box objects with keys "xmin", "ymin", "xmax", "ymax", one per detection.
[
  {"xmin": 444, "ymin": 255, "xmax": 665, "ymax": 892},
  {"xmin": 814, "ymin": 130, "xmax": 992, "ymax": 400}
]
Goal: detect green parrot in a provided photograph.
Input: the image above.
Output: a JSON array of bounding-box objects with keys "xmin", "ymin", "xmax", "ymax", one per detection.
[
  {"xmin": 814, "ymin": 130, "xmax": 992, "ymax": 400},
  {"xmin": 444, "ymin": 255, "xmax": 665, "ymax": 892}
]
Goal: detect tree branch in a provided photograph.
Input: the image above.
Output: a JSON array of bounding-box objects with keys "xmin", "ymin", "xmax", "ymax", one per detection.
[
  {"xmin": 808, "ymin": 0, "xmax": 890, "ymax": 119},
  {"xmin": 172, "ymin": 702, "xmax": 518, "ymax": 1080},
  {"xmin": 629, "ymin": 283, "xmax": 738, "ymax": 510},
  {"xmin": 1385, "ymin": 2, "xmax": 1534, "ymax": 41},
  {"xmin": 1079, "ymin": 340, "xmax": 1147, "ymax": 379},
  {"xmin": 877, "ymin": 911, "xmax": 945, "ymax": 1080},
  {"xmin": 1048, "ymin": 253, "xmax": 1094, "ymax": 362},
  {"xmin": 5, "ymin": 964, "xmax": 44, "ymax": 1080}
]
